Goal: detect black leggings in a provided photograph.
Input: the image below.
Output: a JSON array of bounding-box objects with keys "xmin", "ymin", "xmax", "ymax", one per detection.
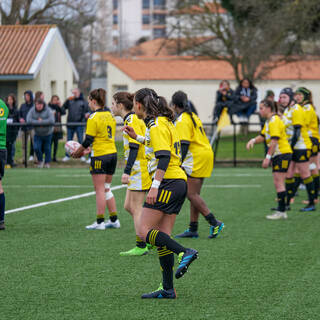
[{"xmin": 51, "ymin": 135, "xmax": 59, "ymax": 160}]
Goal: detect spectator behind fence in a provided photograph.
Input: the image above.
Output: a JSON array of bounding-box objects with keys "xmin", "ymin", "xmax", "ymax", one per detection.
[
  {"xmin": 62, "ymin": 88, "xmax": 90, "ymax": 162},
  {"xmin": 5, "ymin": 94, "xmax": 19, "ymax": 168},
  {"xmin": 27, "ymin": 99, "xmax": 54, "ymax": 168},
  {"xmin": 35, "ymin": 91, "xmax": 45, "ymax": 102},
  {"xmin": 213, "ymin": 80, "xmax": 234, "ymax": 123},
  {"xmin": 233, "ymin": 78, "xmax": 257, "ymax": 123},
  {"xmin": 49, "ymin": 95, "xmax": 65, "ymax": 162},
  {"xmin": 19, "ymin": 90, "xmax": 35, "ymax": 163}
]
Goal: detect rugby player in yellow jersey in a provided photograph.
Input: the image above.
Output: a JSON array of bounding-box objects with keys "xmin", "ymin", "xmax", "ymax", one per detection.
[
  {"xmin": 111, "ymin": 92, "xmax": 152, "ymax": 256},
  {"xmin": 171, "ymin": 91, "xmax": 224, "ymax": 238},
  {"xmin": 294, "ymin": 87, "xmax": 320, "ymax": 204},
  {"xmin": 72, "ymin": 89, "xmax": 120, "ymax": 229},
  {"xmin": 247, "ymin": 100, "xmax": 292, "ymax": 219},
  {"xmin": 124, "ymin": 88, "xmax": 198, "ymax": 299},
  {"xmin": 279, "ymin": 88, "xmax": 315, "ymax": 212}
]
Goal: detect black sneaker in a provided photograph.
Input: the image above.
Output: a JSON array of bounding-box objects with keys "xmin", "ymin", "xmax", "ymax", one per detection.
[
  {"xmin": 175, "ymin": 229, "xmax": 199, "ymax": 238},
  {"xmin": 175, "ymin": 248, "xmax": 198, "ymax": 279},
  {"xmin": 141, "ymin": 284, "xmax": 176, "ymax": 299},
  {"xmin": 300, "ymin": 204, "xmax": 316, "ymax": 212},
  {"xmin": 0, "ymin": 223, "xmax": 5, "ymax": 230}
]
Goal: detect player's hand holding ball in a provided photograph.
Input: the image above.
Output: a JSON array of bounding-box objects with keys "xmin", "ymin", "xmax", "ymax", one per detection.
[
  {"xmin": 65, "ymin": 140, "xmax": 89, "ymax": 159},
  {"xmin": 121, "ymin": 173, "xmax": 130, "ymax": 184}
]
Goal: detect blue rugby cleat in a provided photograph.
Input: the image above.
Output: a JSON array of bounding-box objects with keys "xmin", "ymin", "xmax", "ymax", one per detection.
[
  {"xmin": 141, "ymin": 284, "xmax": 176, "ymax": 299},
  {"xmin": 175, "ymin": 229, "xmax": 199, "ymax": 238},
  {"xmin": 208, "ymin": 221, "xmax": 224, "ymax": 239},
  {"xmin": 175, "ymin": 248, "xmax": 198, "ymax": 279}
]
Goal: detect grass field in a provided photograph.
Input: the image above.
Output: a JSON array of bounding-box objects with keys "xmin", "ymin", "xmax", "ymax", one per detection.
[{"xmin": 1, "ymin": 167, "xmax": 320, "ymax": 320}]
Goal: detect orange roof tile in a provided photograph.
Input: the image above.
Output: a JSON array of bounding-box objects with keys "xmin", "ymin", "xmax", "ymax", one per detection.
[
  {"xmin": 108, "ymin": 57, "xmax": 320, "ymax": 81},
  {"xmin": 173, "ymin": 2, "xmax": 227, "ymax": 15},
  {"xmin": 0, "ymin": 25, "xmax": 53, "ymax": 75}
]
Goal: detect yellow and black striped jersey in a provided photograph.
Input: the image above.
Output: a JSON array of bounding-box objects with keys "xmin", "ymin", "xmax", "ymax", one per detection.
[
  {"xmin": 123, "ymin": 113, "xmax": 147, "ymax": 162},
  {"xmin": 175, "ymin": 112, "xmax": 213, "ymax": 177},
  {"xmin": 147, "ymin": 116, "xmax": 187, "ymax": 181},
  {"xmin": 282, "ymin": 104, "xmax": 311, "ymax": 150},
  {"xmin": 302, "ymin": 104, "xmax": 320, "ymax": 141},
  {"xmin": 261, "ymin": 114, "xmax": 292, "ymax": 156},
  {"xmin": 86, "ymin": 109, "xmax": 117, "ymax": 157}
]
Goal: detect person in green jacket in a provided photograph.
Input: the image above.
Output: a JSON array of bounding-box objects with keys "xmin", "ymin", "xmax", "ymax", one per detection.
[{"xmin": 0, "ymin": 99, "xmax": 9, "ymax": 230}]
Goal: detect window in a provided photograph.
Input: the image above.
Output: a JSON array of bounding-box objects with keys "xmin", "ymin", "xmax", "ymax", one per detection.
[
  {"xmin": 153, "ymin": 28, "xmax": 166, "ymax": 38},
  {"xmin": 142, "ymin": 0, "xmax": 150, "ymax": 9},
  {"xmin": 142, "ymin": 14, "xmax": 150, "ymax": 25},
  {"xmin": 50, "ymin": 81, "xmax": 57, "ymax": 96},
  {"xmin": 153, "ymin": 14, "xmax": 165, "ymax": 25},
  {"xmin": 113, "ymin": 0, "xmax": 118, "ymax": 10},
  {"xmin": 113, "ymin": 14, "xmax": 118, "ymax": 25},
  {"xmin": 153, "ymin": 0, "xmax": 166, "ymax": 9}
]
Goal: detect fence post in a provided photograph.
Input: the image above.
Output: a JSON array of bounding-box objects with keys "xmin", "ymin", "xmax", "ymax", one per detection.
[
  {"xmin": 24, "ymin": 130, "xmax": 28, "ymax": 168},
  {"xmin": 233, "ymin": 123, "xmax": 237, "ymax": 167}
]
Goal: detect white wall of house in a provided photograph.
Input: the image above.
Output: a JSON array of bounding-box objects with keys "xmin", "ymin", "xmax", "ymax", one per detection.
[
  {"xmin": 18, "ymin": 34, "xmax": 75, "ymax": 106},
  {"xmin": 107, "ymin": 62, "xmax": 320, "ymax": 124}
]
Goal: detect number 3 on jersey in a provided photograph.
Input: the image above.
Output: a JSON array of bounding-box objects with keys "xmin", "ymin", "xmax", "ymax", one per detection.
[{"xmin": 107, "ymin": 125, "xmax": 112, "ymax": 139}]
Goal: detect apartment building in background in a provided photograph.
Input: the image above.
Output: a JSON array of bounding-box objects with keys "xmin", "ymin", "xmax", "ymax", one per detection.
[{"xmin": 112, "ymin": 0, "xmax": 168, "ymax": 52}]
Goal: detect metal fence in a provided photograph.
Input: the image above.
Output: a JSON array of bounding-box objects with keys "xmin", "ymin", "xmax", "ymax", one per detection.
[{"xmin": 8, "ymin": 121, "xmax": 264, "ymax": 168}]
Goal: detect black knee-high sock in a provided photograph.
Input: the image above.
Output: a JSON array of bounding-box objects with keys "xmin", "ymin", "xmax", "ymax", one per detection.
[
  {"xmin": 136, "ymin": 235, "xmax": 146, "ymax": 248},
  {"xmin": 293, "ymin": 174, "xmax": 301, "ymax": 196},
  {"xmin": 158, "ymin": 246, "xmax": 174, "ymax": 290},
  {"xmin": 189, "ymin": 221, "xmax": 198, "ymax": 232},
  {"xmin": 303, "ymin": 176, "xmax": 315, "ymax": 205},
  {"xmin": 146, "ymin": 229, "xmax": 186, "ymax": 255},
  {"xmin": 312, "ymin": 173, "xmax": 319, "ymax": 200},
  {"xmin": 204, "ymin": 213, "xmax": 218, "ymax": 226},
  {"xmin": 277, "ymin": 191, "xmax": 286, "ymax": 212},
  {"xmin": 285, "ymin": 178, "xmax": 295, "ymax": 206},
  {"xmin": 0, "ymin": 193, "xmax": 5, "ymax": 223}
]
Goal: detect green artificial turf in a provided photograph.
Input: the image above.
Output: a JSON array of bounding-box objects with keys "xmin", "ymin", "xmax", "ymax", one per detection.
[{"xmin": 1, "ymin": 167, "xmax": 319, "ymax": 320}]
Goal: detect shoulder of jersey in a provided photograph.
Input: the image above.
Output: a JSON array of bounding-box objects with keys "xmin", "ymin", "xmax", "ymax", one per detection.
[
  {"xmin": 270, "ymin": 115, "xmax": 278, "ymax": 123},
  {"xmin": 89, "ymin": 112, "xmax": 96, "ymax": 119},
  {"xmin": 147, "ymin": 118, "xmax": 156, "ymax": 129}
]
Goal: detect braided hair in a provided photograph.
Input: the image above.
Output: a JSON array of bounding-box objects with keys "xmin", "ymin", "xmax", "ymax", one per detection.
[
  {"xmin": 172, "ymin": 90, "xmax": 197, "ymax": 127},
  {"xmin": 134, "ymin": 88, "xmax": 174, "ymax": 121}
]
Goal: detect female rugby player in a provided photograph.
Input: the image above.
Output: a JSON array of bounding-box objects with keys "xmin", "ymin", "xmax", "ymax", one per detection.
[
  {"xmin": 72, "ymin": 89, "xmax": 120, "ymax": 229},
  {"xmin": 171, "ymin": 91, "xmax": 224, "ymax": 238},
  {"xmin": 279, "ymin": 88, "xmax": 315, "ymax": 212},
  {"xmin": 112, "ymin": 92, "xmax": 151, "ymax": 256},
  {"xmin": 124, "ymin": 88, "xmax": 198, "ymax": 299},
  {"xmin": 247, "ymin": 100, "xmax": 292, "ymax": 219},
  {"xmin": 294, "ymin": 88, "xmax": 320, "ymax": 204}
]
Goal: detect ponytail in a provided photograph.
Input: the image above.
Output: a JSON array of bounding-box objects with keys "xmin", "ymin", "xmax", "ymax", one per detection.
[
  {"xmin": 89, "ymin": 88, "xmax": 106, "ymax": 107},
  {"xmin": 135, "ymin": 88, "xmax": 175, "ymax": 121},
  {"xmin": 113, "ymin": 91, "xmax": 134, "ymax": 111},
  {"xmin": 172, "ymin": 90, "xmax": 197, "ymax": 127}
]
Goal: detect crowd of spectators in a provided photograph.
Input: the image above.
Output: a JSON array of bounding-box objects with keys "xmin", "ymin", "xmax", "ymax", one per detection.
[{"xmin": 3, "ymin": 88, "xmax": 89, "ymax": 168}]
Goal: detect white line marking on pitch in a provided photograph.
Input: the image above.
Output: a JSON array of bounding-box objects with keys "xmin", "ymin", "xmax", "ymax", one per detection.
[
  {"xmin": 204, "ymin": 184, "xmax": 261, "ymax": 188},
  {"xmin": 5, "ymin": 184, "xmax": 126, "ymax": 215},
  {"xmin": 5, "ymin": 185, "xmax": 93, "ymax": 189}
]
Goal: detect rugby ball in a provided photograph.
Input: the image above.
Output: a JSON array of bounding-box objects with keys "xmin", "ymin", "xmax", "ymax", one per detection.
[{"xmin": 65, "ymin": 140, "xmax": 81, "ymax": 156}]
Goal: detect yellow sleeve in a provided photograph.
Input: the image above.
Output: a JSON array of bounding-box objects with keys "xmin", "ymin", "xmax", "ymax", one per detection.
[
  {"xmin": 175, "ymin": 114, "xmax": 192, "ymax": 142},
  {"xmin": 150, "ymin": 123, "xmax": 171, "ymax": 154},
  {"xmin": 292, "ymin": 107, "xmax": 304, "ymax": 126},
  {"xmin": 86, "ymin": 116, "xmax": 97, "ymax": 137},
  {"xmin": 125, "ymin": 116, "xmax": 143, "ymax": 145},
  {"xmin": 261, "ymin": 123, "xmax": 266, "ymax": 136},
  {"xmin": 269, "ymin": 118, "xmax": 281, "ymax": 138}
]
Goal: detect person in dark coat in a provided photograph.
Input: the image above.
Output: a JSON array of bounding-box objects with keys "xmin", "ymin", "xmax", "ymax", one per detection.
[
  {"xmin": 62, "ymin": 88, "xmax": 90, "ymax": 162},
  {"xmin": 232, "ymin": 78, "xmax": 257, "ymax": 123},
  {"xmin": 19, "ymin": 90, "xmax": 35, "ymax": 163},
  {"xmin": 5, "ymin": 94, "xmax": 19, "ymax": 167},
  {"xmin": 213, "ymin": 80, "xmax": 234, "ymax": 123},
  {"xmin": 49, "ymin": 95, "xmax": 65, "ymax": 162}
]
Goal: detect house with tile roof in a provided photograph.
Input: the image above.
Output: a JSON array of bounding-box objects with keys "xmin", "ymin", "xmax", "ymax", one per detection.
[
  {"xmin": 106, "ymin": 56, "xmax": 320, "ymax": 122},
  {"xmin": 0, "ymin": 25, "xmax": 79, "ymax": 104}
]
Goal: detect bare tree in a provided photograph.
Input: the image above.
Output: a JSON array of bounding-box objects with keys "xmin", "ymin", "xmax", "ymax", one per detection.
[{"xmin": 169, "ymin": 0, "xmax": 320, "ymax": 82}]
